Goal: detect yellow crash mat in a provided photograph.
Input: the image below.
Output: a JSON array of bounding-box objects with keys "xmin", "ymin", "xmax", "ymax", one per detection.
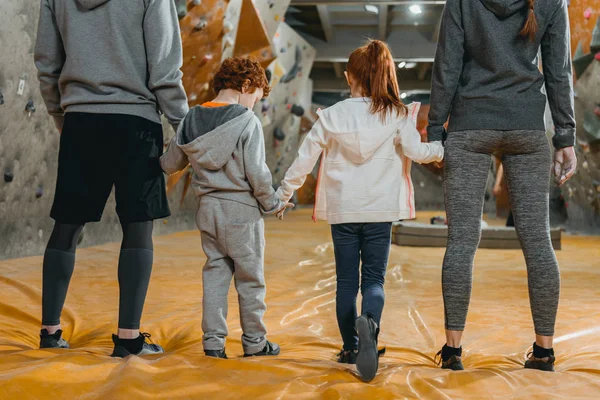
[{"xmin": 1, "ymin": 209, "xmax": 600, "ymax": 399}]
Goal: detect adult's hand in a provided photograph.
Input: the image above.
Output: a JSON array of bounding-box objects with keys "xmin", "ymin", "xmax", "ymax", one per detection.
[{"xmin": 554, "ymin": 146, "xmax": 577, "ymax": 186}]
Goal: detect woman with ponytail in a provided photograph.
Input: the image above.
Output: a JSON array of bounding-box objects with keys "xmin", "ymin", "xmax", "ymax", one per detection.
[
  {"xmin": 428, "ymin": 0, "xmax": 576, "ymax": 372},
  {"xmin": 277, "ymin": 40, "xmax": 444, "ymax": 382}
]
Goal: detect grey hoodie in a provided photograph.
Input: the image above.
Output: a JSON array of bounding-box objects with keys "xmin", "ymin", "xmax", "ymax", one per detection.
[
  {"xmin": 428, "ymin": 0, "xmax": 575, "ymax": 149},
  {"xmin": 34, "ymin": 0, "xmax": 189, "ymax": 131},
  {"xmin": 160, "ymin": 106, "xmax": 284, "ymax": 214}
]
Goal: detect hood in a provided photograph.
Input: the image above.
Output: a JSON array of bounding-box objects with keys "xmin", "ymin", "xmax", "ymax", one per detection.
[
  {"xmin": 77, "ymin": 0, "xmax": 111, "ymax": 10},
  {"xmin": 479, "ymin": 0, "xmax": 528, "ymax": 17},
  {"xmin": 176, "ymin": 110, "xmax": 255, "ymax": 171},
  {"xmin": 317, "ymin": 99, "xmax": 419, "ymax": 165}
]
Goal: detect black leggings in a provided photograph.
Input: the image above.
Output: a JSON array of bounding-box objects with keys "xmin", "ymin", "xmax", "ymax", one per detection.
[{"xmin": 42, "ymin": 221, "xmax": 154, "ymax": 329}]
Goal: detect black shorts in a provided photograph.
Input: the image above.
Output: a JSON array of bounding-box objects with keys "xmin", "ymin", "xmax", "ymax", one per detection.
[{"xmin": 50, "ymin": 113, "xmax": 171, "ymax": 224}]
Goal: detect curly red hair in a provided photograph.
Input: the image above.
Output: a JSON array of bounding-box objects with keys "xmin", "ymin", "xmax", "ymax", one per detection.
[{"xmin": 212, "ymin": 57, "xmax": 271, "ymax": 97}]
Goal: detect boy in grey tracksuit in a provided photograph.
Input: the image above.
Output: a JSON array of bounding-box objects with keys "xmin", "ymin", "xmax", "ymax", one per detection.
[{"xmin": 160, "ymin": 57, "xmax": 288, "ymax": 358}]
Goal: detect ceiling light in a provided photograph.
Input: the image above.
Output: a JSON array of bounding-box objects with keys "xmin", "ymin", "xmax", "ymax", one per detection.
[
  {"xmin": 409, "ymin": 5, "xmax": 422, "ymax": 14},
  {"xmin": 398, "ymin": 61, "xmax": 407, "ymax": 68},
  {"xmin": 405, "ymin": 62, "xmax": 417, "ymax": 69},
  {"xmin": 401, "ymin": 92, "xmax": 407, "ymax": 99},
  {"xmin": 364, "ymin": 5, "xmax": 379, "ymax": 14}
]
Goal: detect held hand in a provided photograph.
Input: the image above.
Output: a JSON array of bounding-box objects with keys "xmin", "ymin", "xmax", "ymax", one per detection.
[
  {"xmin": 276, "ymin": 202, "xmax": 295, "ymax": 220},
  {"xmin": 554, "ymin": 146, "xmax": 577, "ymax": 186},
  {"xmin": 492, "ymin": 184, "xmax": 502, "ymax": 197}
]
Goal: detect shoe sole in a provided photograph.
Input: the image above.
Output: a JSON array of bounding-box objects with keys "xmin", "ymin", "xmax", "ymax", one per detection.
[
  {"xmin": 356, "ymin": 316, "xmax": 378, "ymax": 382},
  {"xmin": 111, "ymin": 345, "xmax": 164, "ymax": 358},
  {"xmin": 243, "ymin": 346, "xmax": 281, "ymax": 357},
  {"xmin": 525, "ymin": 362, "xmax": 555, "ymax": 372}
]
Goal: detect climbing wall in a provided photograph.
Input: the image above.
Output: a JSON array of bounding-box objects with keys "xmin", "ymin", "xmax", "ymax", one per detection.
[
  {"xmin": 0, "ymin": 0, "xmax": 315, "ymax": 259},
  {"xmin": 256, "ymin": 23, "xmax": 317, "ymax": 183},
  {"xmin": 565, "ymin": 12, "xmax": 600, "ymax": 233}
]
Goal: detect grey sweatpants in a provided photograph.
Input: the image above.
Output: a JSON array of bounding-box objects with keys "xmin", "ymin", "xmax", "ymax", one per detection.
[
  {"xmin": 197, "ymin": 195, "xmax": 268, "ymax": 354},
  {"xmin": 442, "ymin": 130, "xmax": 560, "ymax": 337}
]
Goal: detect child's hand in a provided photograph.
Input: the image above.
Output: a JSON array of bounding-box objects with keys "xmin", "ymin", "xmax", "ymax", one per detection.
[{"xmin": 276, "ymin": 202, "xmax": 295, "ymax": 220}]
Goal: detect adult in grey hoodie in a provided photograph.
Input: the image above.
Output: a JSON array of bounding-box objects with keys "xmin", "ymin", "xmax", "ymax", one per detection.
[
  {"xmin": 34, "ymin": 0, "xmax": 188, "ymax": 357},
  {"xmin": 429, "ymin": 0, "xmax": 576, "ymax": 372}
]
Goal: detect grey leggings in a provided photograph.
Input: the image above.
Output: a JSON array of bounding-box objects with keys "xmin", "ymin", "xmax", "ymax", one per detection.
[{"xmin": 442, "ymin": 130, "xmax": 560, "ymax": 337}]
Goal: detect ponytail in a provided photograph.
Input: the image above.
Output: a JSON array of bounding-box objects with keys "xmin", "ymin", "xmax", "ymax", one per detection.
[
  {"xmin": 347, "ymin": 40, "xmax": 408, "ymax": 122},
  {"xmin": 520, "ymin": 0, "xmax": 537, "ymax": 41}
]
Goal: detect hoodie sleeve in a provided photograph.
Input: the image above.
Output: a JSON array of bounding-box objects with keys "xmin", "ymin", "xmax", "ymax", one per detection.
[
  {"xmin": 541, "ymin": 0, "xmax": 576, "ymax": 149},
  {"xmin": 34, "ymin": 0, "xmax": 65, "ymax": 132},
  {"xmin": 277, "ymin": 119, "xmax": 327, "ymax": 203},
  {"xmin": 427, "ymin": 0, "xmax": 464, "ymax": 142},
  {"xmin": 243, "ymin": 121, "xmax": 285, "ymax": 215},
  {"xmin": 160, "ymin": 123, "xmax": 190, "ymax": 175},
  {"xmin": 143, "ymin": 0, "xmax": 189, "ymax": 132},
  {"xmin": 396, "ymin": 117, "xmax": 444, "ymax": 164}
]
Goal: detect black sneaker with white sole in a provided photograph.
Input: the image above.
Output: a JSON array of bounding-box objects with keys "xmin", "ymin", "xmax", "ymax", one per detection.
[
  {"xmin": 243, "ymin": 341, "xmax": 280, "ymax": 357},
  {"xmin": 110, "ymin": 333, "xmax": 164, "ymax": 358},
  {"xmin": 355, "ymin": 315, "xmax": 381, "ymax": 382},
  {"xmin": 40, "ymin": 329, "xmax": 70, "ymax": 349}
]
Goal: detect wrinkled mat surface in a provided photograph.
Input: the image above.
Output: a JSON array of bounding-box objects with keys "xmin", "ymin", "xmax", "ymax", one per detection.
[{"xmin": 1, "ymin": 209, "xmax": 599, "ymax": 399}]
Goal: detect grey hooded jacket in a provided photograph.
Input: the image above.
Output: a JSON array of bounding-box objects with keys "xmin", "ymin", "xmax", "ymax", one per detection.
[
  {"xmin": 428, "ymin": 0, "xmax": 575, "ymax": 149},
  {"xmin": 34, "ymin": 0, "xmax": 189, "ymax": 132},
  {"xmin": 160, "ymin": 105, "xmax": 284, "ymax": 214}
]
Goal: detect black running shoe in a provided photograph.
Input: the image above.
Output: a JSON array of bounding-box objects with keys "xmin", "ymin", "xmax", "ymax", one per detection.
[
  {"xmin": 110, "ymin": 333, "xmax": 164, "ymax": 358},
  {"xmin": 337, "ymin": 349, "xmax": 358, "ymax": 364},
  {"xmin": 525, "ymin": 352, "xmax": 555, "ymax": 372},
  {"xmin": 244, "ymin": 341, "xmax": 280, "ymax": 357},
  {"xmin": 40, "ymin": 329, "xmax": 69, "ymax": 349},
  {"xmin": 435, "ymin": 348, "xmax": 464, "ymax": 371},
  {"xmin": 205, "ymin": 349, "xmax": 228, "ymax": 359},
  {"xmin": 355, "ymin": 315, "xmax": 381, "ymax": 382}
]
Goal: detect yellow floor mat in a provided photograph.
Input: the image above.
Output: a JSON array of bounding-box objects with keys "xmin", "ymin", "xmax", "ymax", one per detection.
[{"xmin": 1, "ymin": 209, "xmax": 599, "ymax": 399}]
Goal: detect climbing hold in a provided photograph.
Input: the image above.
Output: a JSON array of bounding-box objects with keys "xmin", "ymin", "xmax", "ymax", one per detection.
[
  {"xmin": 265, "ymin": 69, "xmax": 272, "ymax": 83},
  {"xmin": 261, "ymin": 101, "xmax": 270, "ymax": 113},
  {"xmin": 17, "ymin": 75, "xmax": 26, "ymax": 96},
  {"xmin": 38, "ymin": 229, "xmax": 43, "ymax": 239},
  {"xmin": 194, "ymin": 19, "xmax": 208, "ymax": 32},
  {"xmin": 268, "ymin": 0, "xmax": 275, "ymax": 8},
  {"xmin": 275, "ymin": 14, "xmax": 280, "ymax": 21},
  {"xmin": 274, "ymin": 127, "xmax": 286, "ymax": 141},
  {"xmin": 25, "ymin": 99, "xmax": 36, "ymax": 115},
  {"xmin": 275, "ymin": 168, "xmax": 280, "ymax": 174},
  {"xmin": 223, "ymin": 36, "xmax": 235, "ymax": 49},
  {"xmin": 190, "ymin": 93, "xmax": 198, "ymax": 101},
  {"xmin": 176, "ymin": 3, "xmax": 187, "ymax": 19},
  {"xmin": 35, "ymin": 185, "xmax": 44, "ymax": 199},
  {"xmin": 419, "ymin": 181, "xmax": 425, "ymax": 188},
  {"xmin": 281, "ymin": 47, "xmax": 302, "ymax": 84},
  {"xmin": 201, "ymin": 83, "xmax": 210, "ymax": 92},
  {"xmin": 584, "ymin": 8, "xmax": 592, "ymax": 20},
  {"xmin": 596, "ymin": 52, "xmax": 600, "ymax": 61},
  {"xmin": 280, "ymin": 47, "xmax": 286, "ymax": 54},
  {"xmin": 163, "ymin": 219, "xmax": 168, "ymax": 225},
  {"xmin": 291, "ymin": 104, "xmax": 305, "ymax": 117},
  {"xmin": 223, "ymin": 20, "xmax": 234, "ymax": 33},
  {"xmin": 193, "ymin": 0, "xmax": 202, "ymax": 5},
  {"xmin": 4, "ymin": 171, "xmax": 14, "ymax": 183},
  {"xmin": 0, "ymin": 89, "xmax": 4, "ymax": 105}
]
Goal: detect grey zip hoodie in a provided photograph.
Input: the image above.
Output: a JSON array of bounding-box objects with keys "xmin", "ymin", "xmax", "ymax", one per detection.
[
  {"xmin": 160, "ymin": 106, "xmax": 284, "ymax": 214},
  {"xmin": 34, "ymin": 0, "xmax": 189, "ymax": 132},
  {"xmin": 428, "ymin": 0, "xmax": 575, "ymax": 149}
]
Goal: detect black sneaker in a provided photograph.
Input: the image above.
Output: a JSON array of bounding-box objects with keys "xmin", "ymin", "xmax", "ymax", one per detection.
[
  {"xmin": 337, "ymin": 349, "xmax": 358, "ymax": 364},
  {"xmin": 40, "ymin": 329, "xmax": 69, "ymax": 349},
  {"xmin": 525, "ymin": 352, "xmax": 555, "ymax": 372},
  {"xmin": 110, "ymin": 333, "xmax": 164, "ymax": 358},
  {"xmin": 244, "ymin": 341, "xmax": 280, "ymax": 357},
  {"xmin": 355, "ymin": 315, "xmax": 381, "ymax": 382},
  {"xmin": 435, "ymin": 346, "xmax": 464, "ymax": 371},
  {"xmin": 205, "ymin": 349, "xmax": 228, "ymax": 359}
]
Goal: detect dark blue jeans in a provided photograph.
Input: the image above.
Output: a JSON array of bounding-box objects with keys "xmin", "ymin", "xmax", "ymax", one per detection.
[{"xmin": 331, "ymin": 222, "xmax": 392, "ymax": 350}]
